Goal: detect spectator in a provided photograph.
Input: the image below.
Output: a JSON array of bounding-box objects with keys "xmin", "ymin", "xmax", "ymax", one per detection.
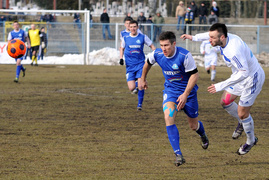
[
  {"xmin": 208, "ymin": 11, "xmax": 218, "ymax": 24},
  {"xmin": 74, "ymin": 13, "xmax": 81, "ymax": 28},
  {"xmin": 123, "ymin": 12, "xmax": 133, "ymax": 22},
  {"xmin": 38, "ymin": 27, "xmax": 47, "ymax": 60},
  {"xmin": 146, "ymin": 15, "xmax": 153, "ymax": 39},
  {"xmin": 184, "ymin": 8, "xmax": 194, "ymax": 35},
  {"xmin": 189, "ymin": 1, "xmax": 198, "ymax": 30},
  {"xmin": 90, "ymin": 13, "xmax": 93, "ymax": 28},
  {"xmin": 100, "ymin": 8, "xmax": 113, "ymax": 40},
  {"xmin": 210, "ymin": 1, "xmax": 220, "ymax": 17},
  {"xmin": 198, "ymin": 1, "xmax": 208, "ymax": 31},
  {"xmin": 175, "ymin": 1, "xmax": 186, "ymax": 32},
  {"xmin": 137, "ymin": 12, "xmax": 147, "ymax": 33},
  {"xmin": 0, "ymin": 15, "xmax": 6, "ymax": 27},
  {"xmin": 153, "ymin": 11, "xmax": 165, "ymax": 42}
]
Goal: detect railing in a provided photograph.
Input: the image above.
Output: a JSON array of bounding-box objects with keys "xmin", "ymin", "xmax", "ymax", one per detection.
[{"xmin": 1, "ymin": 21, "xmax": 269, "ymax": 57}]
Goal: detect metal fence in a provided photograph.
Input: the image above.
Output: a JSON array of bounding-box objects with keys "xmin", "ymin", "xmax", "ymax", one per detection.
[{"xmin": 1, "ymin": 21, "xmax": 269, "ymax": 57}]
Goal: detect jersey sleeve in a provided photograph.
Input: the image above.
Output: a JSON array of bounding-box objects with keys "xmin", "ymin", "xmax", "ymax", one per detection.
[
  {"xmin": 147, "ymin": 50, "xmax": 156, "ymax": 65},
  {"xmin": 184, "ymin": 52, "xmax": 197, "ymax": 72},
  {"xmin": 144, "ymin": 35, "xmax": 153, "ymax": 46},
  {"xmin": 200, "ymin": 41, "xmax": 206, "ymax": 54},
  {"xmin": 192, "ymin": 32, "xmax": 210, "ymax": 42},
  {"xmin": 121, "ymin": 37, "xmax": 126, "ymax": 48},
  {"xmin": 7, "ymin": 32, "xmax": 12, "ymax": 41}
]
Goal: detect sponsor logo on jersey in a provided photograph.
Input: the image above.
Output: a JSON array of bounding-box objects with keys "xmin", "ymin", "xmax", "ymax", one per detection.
[
  {"xmin": 129, "ymin": 45, "xmax": 141, "ymax": 48},
  {"xmin": 172, "ymin": 64, "xmax": 179, "ymax": 70},
  {"xmin": 168, "ymin": 76, "xmax": 183, "ymax": 82},
  {"xmin": 130, "ymin": 50, "xmax": 140, "ymax": 54},
  {"xmin": 136, "ymin": 40, "xmax": 141, "ymax": 44},
  {"xmin": 164, "ymin": 71, "xmax": 180, "ymax": 75}
]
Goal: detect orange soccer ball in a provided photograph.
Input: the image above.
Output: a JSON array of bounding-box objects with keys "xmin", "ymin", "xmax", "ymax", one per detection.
[{"xmin": 7, "ymin": 39, "xmax": 26, "ymax": 58}]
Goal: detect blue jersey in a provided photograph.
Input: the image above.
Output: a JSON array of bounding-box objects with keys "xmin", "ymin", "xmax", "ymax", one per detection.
[
  {"xmin": 148, "ymin": 47, "xmax": 198, "ymax": 95},
  {"xmin": 8, "ymin": 29, "xmax": 26, "ymax": 42},
  {"xmin": 122, "ymin": 33, "xmax": 152, "ymax": 69},
  {"xmin": 120, "ymin": 29, "xmax": 143, "ymax": 40}
]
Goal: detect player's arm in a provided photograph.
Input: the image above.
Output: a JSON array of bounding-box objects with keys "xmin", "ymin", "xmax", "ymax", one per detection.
[
  {"xmin": 119, "ymin": 39, "xmax": 125, "ymax": 65},
  {"xmin": 140, "ymin": 51, "xmax": 156, "ymax": 90},
  {"xmin": 177, "ymin": 53, "xmax": 199, "ymax": 111},
  {"xmin": 140, "ymin": 59, "xmax": 152, "ymax": 90},
  {"xmin": 149, "ymin": 44, "xmax": 156, "ymax": 51},
  {"xmin": 144, "ymin": 35, "xmax": 155, "ymax": 50},
  {"xmin": 181, "ymin": 32, "xmax": 210, "ymax": 41},
  {"xmin": 209, "ymin": 49, "xmax": 249, "ymax": 93}
]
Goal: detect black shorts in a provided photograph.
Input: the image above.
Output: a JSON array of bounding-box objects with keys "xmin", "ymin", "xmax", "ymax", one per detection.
[{"xmin": 31, "ymin": 46, "xmax": 39, "ymax": 52}]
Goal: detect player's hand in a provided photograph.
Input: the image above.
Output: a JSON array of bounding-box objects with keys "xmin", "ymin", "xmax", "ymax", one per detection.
[
  {"xmin": 180, "ymin": 34, "xmax": 192, "ymax": 41},
  {"xmin": 207, "ymin": 84, "xmax": 216, "ymax": 94},
  {"xmin": 176, "ymin": 93, "xmax": 187, "ymax": 111},
  {"xmin": 119, "ymin": 59, "xmax": 124, "ymax": 65},
  {"xmin": 140, "ymin": 80, "xmax": 148, "ymax": 90}
]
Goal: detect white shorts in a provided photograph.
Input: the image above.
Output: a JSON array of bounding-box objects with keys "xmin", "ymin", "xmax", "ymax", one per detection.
[
  {"xmin": 225, "ymin": 70, "xmax": 265, "ymax": 107},
  {"xmin": 204, "ymin": 57, "xmax": 217, "ymax": 69}
]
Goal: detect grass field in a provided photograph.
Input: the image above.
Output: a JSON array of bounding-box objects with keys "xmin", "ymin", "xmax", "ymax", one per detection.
[{"xmin": 0, "ymin": 64, "xmax": 268, "ymax": 179}]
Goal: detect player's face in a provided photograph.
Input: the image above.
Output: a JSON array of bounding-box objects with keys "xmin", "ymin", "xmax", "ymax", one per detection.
[
  {"xmin": 124, "ymin": 21, "xmax": 130, "ymax": 31},
  {"xmin": 129, "ymin": 23, "xmax": 138, "ymax": 35},
  {"xmin": 31, "ymin": 24, "xmax": 35, "ymax": 30},
  {"xmin": 209, "ymin": 30, "xmax": 225, "ymax": 47},
  {"xmin": 160, "ymin": 40, "xmax": 176, "ymax": 57},
  {"xmin": 13, "ymin": 22, "xmax": 19, "ymax": 31}
]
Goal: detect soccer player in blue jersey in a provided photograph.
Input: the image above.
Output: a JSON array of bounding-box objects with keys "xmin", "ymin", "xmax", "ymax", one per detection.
[
  {"xmin": 8, "ymin": 21, "xmax": 30, "ymax": 83},
  {"xmin": 140, "ymin": 31, "xmax": 209, "ymax": 166},
  {"xmin": 119, "ymin": 20, "xmax": 156, "ymax": 110}
]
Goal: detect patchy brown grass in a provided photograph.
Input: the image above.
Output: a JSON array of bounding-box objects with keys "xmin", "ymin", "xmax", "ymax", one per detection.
[{"xmin": 0, "ymin": 64, "xmax": 268, "ymax": 179}]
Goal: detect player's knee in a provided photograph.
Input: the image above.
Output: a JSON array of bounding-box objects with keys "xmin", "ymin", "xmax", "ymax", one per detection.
[
  {"xmin": 238, "ymin": 112, "xmax": 249, "ymax": 120},
  {"xmin": 220, "ymin": 97, "xmax": 234, "ymax": 107},
  {"xmin": 189, "ymin": 123, "xmax": 197, "ymax": 131}
]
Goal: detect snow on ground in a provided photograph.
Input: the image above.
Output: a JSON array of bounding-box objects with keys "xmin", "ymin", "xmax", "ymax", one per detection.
[{"xmin": 1, "ymin": 47, "xmax": 268, "ymax": 67}]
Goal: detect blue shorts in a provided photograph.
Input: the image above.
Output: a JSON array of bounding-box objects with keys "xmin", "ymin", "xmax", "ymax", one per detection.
[
  {"xmin": 163, "ymin": 89, "xmax": 199, "ymax": 118},
  {"xmin": 126, "ymin": 64, "xmax": 144, "ymax": 82},
  {"xmin": 15, "ymin": 57, "xmax": 24, "ymax": 61}
]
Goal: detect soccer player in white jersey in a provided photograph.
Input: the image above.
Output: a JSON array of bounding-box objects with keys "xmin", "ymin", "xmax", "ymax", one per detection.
[
  {"xmin": 181, "ymin": 23, "xmax": 265, "ymax": 155},
  {"xmin": 140, "ymin": 31, "xmax": 209, "ymax": 166},
  {"xmin": 200, "ymin": 40, "xmax": 220, "ymax": 81},
  {"xmin": 119, "ymin": 20, "xmax": 156, "ymax": 110}
]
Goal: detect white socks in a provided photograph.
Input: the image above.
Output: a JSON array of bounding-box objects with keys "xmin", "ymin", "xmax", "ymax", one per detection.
[
  {"xmin": 241, "ymin": 115, "xmax": 255, "ymax": 145},
  {"xmin": 211, "ymin": 69, "xmax": 216, "ymax": 81},
  {"xmin": 223, "ymin": 102, "xmax": 241, "ymax": 124}
]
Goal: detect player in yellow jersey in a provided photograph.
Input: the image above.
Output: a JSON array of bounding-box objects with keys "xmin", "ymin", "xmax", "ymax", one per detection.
[{"xmin": 28, "ymin": 24, "xmax": 41, "ymax": 66}]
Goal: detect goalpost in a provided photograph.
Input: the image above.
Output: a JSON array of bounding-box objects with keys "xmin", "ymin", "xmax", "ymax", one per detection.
[{"xmin": 0, "ymin": 9, "xmax": 90, "ymax": 65}]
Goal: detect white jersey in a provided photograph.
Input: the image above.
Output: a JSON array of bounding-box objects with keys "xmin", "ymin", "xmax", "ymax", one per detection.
[
  {"xmin": 192, "ymin": 32, "xmax": 264, "ymax": 93},
  {"xmin": 200, "ymin": 40, "xmax": 219, "ymax": 61}
]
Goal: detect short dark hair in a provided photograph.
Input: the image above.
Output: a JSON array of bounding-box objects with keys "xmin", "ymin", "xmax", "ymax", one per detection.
[
  {"xmin": 159, "ymin": 31, "xmax": 176, "ymax": 44},
  {"xmin": 209, "ymin": 23, "xmax": 228, "ymax": 38},
  {"xmin": 130, "ymin": 20, "xmax": 138, "ymax": 26},
  {"xmin": 13, "ymin": 20, "xmax": 19, "ymax": 24},
  {"xmin": 124, "ymin": 17, "xmax": 133, "ymax": 22}
]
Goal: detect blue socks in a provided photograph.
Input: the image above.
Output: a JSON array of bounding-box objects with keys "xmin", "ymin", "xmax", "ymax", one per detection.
[
  {"xmin": 137, "ymin": 89, "xmax": 144, "ymax": 106},
  {"xmin": 196, "ymin": 121, "xmax": 205, "ymax": 136},
  {"xmin": 16, "ymin": 65, "xmax": 22, "ymax": 78},
  {"xmin": 166, "ymin": 124, "xmax": 182, "ymax": 155}
]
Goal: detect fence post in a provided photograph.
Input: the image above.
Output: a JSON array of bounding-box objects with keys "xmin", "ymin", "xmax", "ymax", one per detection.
[
  {"xmin": 257, "ymin": 25, "xmax": 260, "ymax": 54},
  {"xmin": 115, "ymin": 23, "xmax": 119, "ymax": 50}
]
